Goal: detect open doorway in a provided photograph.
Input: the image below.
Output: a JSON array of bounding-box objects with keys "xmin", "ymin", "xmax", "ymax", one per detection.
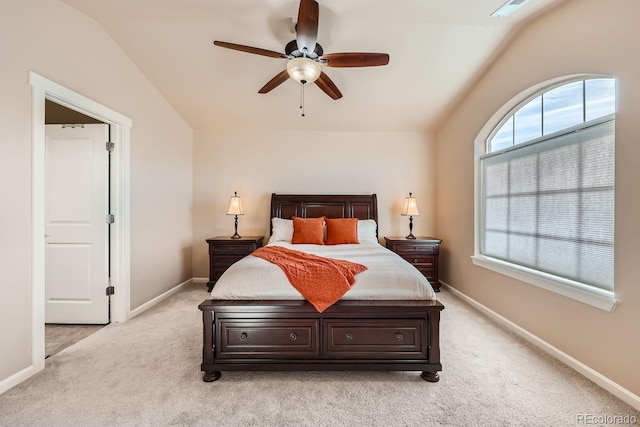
[
  {"xmin": 44, "ymin": 101, "xmax": 110, "ymax": 358},
  {"xmin": 30, "ymin": 72, "xmax": 132, "ymax": 374}
]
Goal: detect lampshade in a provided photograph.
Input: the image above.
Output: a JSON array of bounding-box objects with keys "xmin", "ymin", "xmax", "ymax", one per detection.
[
  {"xmin": 226, "ymin": 192, "xmax": 244, "ymax": 216},
  {"xmin": 401, "ymin": 193, "xmax": 420, "ymax": 217},
  {"xmin": 286, "ymin": 57, "xmax": 322, "ymax": 84}
]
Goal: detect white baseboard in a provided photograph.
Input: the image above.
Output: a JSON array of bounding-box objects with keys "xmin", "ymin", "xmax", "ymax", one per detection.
[
  {"xmin": 0, "ymin": 365, "xmax": 36, "ymax": 396},
  {"xmin": 192, "ymin": 277, "xmax": 208, "ymax": 284},
  {"xmin": 129, "ymin": 278, "xmax": 193, "ymax": 319},
  {"xmin": 440, "ymin": 281, "xmax": 640, "ymax": 412}
]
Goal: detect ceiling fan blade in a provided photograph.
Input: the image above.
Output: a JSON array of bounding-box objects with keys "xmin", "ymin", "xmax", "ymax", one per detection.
[
  {"xmin": 258, "ymin": 70, "xmax": 291, "ymax": 94},
  {"xmin": 314, "ymin": 71, "xmax": 342, "ymax": 100},
  {"xmin": 213, "ymin": 41, "xmax": 287, "ymax": 59},
  {"xmin": 320, "ymin": 52, "xmax": 390, "ymax": 68},
  {"xmin": 296, "ymin": 0, "xmax": 319, "ymax": 54}
]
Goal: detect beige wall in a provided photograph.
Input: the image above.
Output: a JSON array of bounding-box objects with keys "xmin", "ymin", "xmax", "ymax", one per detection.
[
  {"xmin": 436, "ymin": 0, "xmax": 640, "ymax": 396},
  {"xmin": 192, "ymin": 129, "xmax": 437, "ymax": 278},
  {"xmin": 0, "ymin": 0, "xmax": 193, "ymax": 382}
]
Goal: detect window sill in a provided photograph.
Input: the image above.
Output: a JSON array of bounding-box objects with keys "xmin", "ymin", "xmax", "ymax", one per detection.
[{"xmin": 470, "ymin": 255, "xmax": 618, "ymax": 312}]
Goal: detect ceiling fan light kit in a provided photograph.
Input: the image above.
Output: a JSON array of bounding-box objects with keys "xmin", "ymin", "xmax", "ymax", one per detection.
[
  {"xmin": 213, "ymin": 0, "xmax": 389, "ymax": 114},
  {"xmin": 286, "ymin": 57, "xmax": 321, "ymax": 84}
]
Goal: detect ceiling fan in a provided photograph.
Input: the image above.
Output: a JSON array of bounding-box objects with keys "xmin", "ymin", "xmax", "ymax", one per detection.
[{"xmin": 213, "ymin": 0, "xmax": 389, "ymax": 104}]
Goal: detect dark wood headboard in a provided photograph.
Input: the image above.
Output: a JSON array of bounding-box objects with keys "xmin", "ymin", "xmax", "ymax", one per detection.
[{"xmin": 269, "ymin": 193, "xmax": 378, "ymax": 235}]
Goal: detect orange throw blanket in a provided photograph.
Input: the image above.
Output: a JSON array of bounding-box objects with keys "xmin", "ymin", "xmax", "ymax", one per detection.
[{"xmin": 251, "ymin": 246, "xmax": 367, "ymax": 313}]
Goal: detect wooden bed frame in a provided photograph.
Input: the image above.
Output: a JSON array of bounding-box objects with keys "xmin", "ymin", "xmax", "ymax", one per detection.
[{"xmin": 199, "ymin": 194, "xmax": 444, "ymax": 382}]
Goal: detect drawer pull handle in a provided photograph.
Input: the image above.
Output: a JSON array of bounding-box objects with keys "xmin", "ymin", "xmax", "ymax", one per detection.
[
  {"xmin": 346, "ymin": 332, "xmax": 353, "ymax": 341},
  {"xmin": 290, "ymin": 332, "xmax": 297, "ymax": 341},
  {"xmin": 413, "ymin": 258, "xmax": 418, "ymax": 263},
  {"xmin": 395, "ymin": 332, "xmax": 404, "ymax": 341},
  {"xmin": 240, "ymin": 332, "xmax": 247, "ymax": 341}
]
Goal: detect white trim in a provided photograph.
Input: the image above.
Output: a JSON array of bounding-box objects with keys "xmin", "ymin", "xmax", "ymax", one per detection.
[
  {"xmin": 471, "ymin": 255, "xmax": 618, "ymax": 311},
  {"xmin": 31, "ymin": 81, "xmax": 46, "ymax": 374},
  {"xmin": 0, "ymin": 366, "xmax": 37, "ymax": 395},
  {"xmin": 192, "ymin": 277, "xmax": 209, "ymax": 284},
  {"xmin": 129, "ymin": 279, "xmax": 193, "ymax": 319},
  {"xmin": 441, "ymin": 281, "xmax": 640, "ymax": 412},
  {"xmin": 28, "ymin": 72, "xmax": 132, "ymax": 382}
]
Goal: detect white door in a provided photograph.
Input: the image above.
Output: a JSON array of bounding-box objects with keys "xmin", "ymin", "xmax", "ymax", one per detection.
[{"xmin": 45, "ymin": 124, "xmax": 110, "ymax": 324}]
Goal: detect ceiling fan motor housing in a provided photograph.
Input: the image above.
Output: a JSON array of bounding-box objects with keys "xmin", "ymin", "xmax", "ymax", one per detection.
[{"xmin": 285, "ymin": 40, "xmax": 323, "ymax": 60}]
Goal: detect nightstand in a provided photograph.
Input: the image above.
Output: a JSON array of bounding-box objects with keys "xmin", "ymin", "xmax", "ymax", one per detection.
[
  {"xmin": 384, "ymin": 236, "xmax": 442, "ymax": 292},
  {"xmin": 206, "ymin": 236, "xmax": 264, "ymax": 292}
]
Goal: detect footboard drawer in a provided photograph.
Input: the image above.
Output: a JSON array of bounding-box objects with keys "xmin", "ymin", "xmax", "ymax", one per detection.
[
  {"xmin": 324, "ymin": 319, "xmax": 426, "ymax": 359},
  {"xmin": 217, "ymin": 319, "xmax": 320, "ymax": 358}
]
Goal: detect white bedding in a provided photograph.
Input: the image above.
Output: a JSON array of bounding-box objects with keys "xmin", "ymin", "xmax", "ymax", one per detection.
[{"xmin": 210, "ymin": 241, "xmax": 436, "ymax": 301}]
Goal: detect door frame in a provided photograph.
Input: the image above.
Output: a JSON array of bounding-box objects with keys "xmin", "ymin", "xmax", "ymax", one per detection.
[{"xmin": 29, "ymin": 72, "xmax": 132, "ymax": 372}]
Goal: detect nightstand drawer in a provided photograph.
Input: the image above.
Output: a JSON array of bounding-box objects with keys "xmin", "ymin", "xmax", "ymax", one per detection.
[
  {"xmin": 402, "ymin": 255, "xmax": 435, "ymax": 266},
  {"xmin": 212, "ymin": 245, "xmax": 254, "ymax": 255},
  {"xmin": 394, "ymin": 244, "xmax": 438, "ymax": 254},
  {"xmin": 213, "ymin": 255, "xmax": 245, "ymax": 267}
]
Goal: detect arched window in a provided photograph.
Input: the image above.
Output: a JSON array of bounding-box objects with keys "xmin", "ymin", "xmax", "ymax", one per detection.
[
  {"xmin": 474, "ymin": 77, "xmax": 616, "ymax": 309},
  {"xmin": 488, "ymin": 78, "xmax": 615, "ymax": 152}
]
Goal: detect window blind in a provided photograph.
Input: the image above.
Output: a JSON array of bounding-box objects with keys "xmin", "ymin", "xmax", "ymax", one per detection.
[{"xmin": 480, "ymin": 119, "xmax": 615, "ymax": 291}]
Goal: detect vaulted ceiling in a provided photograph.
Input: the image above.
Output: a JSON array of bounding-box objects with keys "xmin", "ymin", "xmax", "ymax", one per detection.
[{"xmin": 61, "ymin": 0, "xmax": 563, "ymax": 132}]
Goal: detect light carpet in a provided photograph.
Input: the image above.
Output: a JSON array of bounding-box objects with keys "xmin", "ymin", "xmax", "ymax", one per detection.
[{"xmin": 0, "ymin": 283, "xmax": 637, "ymax": 427}]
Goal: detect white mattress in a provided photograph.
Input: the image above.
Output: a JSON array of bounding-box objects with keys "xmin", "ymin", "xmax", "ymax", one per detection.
[{"xmin": 210, "ymin": 241, "xmax": 436, "ymax": 301}]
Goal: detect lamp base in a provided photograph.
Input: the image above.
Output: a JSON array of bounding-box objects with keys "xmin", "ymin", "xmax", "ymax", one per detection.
[
  {"xmin": 230, "ymin": 215, "xmax": 241, "ymax": 239},
  {"xmin": 406, "ymin": 215, "xmax": 416, "ymax": 239}
]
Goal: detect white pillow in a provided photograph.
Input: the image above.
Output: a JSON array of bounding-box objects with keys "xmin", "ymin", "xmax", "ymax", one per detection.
[
  {"xmin": 268, "ymin": 217, "xmax": 294, "ymax": 244},
  {"xmin": 269, "ymin": 217, "xmax": 378, "ymax": 244},
  {"xmin": 357, "ymin": 219, "xmax": 378, "ymax": 243}
]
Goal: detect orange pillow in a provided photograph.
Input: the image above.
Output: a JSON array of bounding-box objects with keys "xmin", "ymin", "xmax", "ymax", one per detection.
[
  {"xmin": 291, "ymin": 216, "xmax": 325, "ymax": 244},
  {"xmin": 325, "ymin": 218, "xmax": 359, "ymax": 245}
]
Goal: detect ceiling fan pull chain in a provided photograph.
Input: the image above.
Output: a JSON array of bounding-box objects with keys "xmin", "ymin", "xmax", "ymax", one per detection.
[{"xmin": 300, "ymin": 82, "xmax": 305, "ymax": 117}]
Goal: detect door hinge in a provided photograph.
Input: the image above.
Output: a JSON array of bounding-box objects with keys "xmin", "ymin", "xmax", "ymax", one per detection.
[
  {"xmin": 106, "ymin": 141, "xmax": 115, "ymax": 152},
  {"xmin": 106, "ymin": 286, "xmax": 115, "ymax": 296},
  {"xmin": 106, "ymin": 214, "xmax": 115, "ymax": 224}
]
